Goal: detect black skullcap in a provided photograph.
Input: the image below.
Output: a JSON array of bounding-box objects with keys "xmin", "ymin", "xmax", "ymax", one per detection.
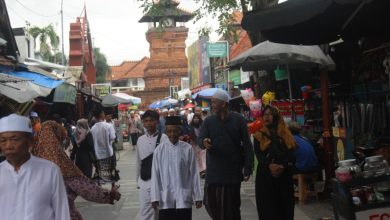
[
  {"xmin": 141, "ymin": 110, "xmax": 159, "ymax": 120},
  {"xmin": 165, "ymin": 116, "xmax": 182, "ymax": 125}
]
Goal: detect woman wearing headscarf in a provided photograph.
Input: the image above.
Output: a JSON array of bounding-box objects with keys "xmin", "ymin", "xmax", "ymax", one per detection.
[
  {"xmin": 74, "ymin": 119, "xmax": 95, "ymax": 178},
  {"xmin": 189, "ymin": 113, "xmax": 206, "ymax": 178},
  {"xmin": 32, "ymin": 121, "xmax": 121, "ymax": 220},
  {"xmin": 253, "ymin": 105, "xmax": 296, "ymax": 220}
]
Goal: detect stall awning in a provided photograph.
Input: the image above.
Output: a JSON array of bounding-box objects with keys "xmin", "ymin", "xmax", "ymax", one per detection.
[
  {"xmin": 7, "ymin": 71, "xmax": 64, "ymax": 89},
  {"xmin": 53, "ymin": 83, "xmax": 77, "ymax": 104},
  {"xmin": 241, "ymin": 0, "xmax": 390, "ymax": 45},
  {"xmin": 0, "ymin": 73, "xmax": 51, "ymax": 103}
]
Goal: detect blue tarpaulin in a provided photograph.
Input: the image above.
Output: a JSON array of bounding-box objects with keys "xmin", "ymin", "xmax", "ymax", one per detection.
[{"xmin": 7, "ymin": 71, "xmax": 64, "ymax": 89}]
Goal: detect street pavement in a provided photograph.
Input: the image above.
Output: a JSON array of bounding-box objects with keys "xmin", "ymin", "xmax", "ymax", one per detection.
[{"xmin": 76, "ymin": 143, "xmax": 334, "ymax": 220}]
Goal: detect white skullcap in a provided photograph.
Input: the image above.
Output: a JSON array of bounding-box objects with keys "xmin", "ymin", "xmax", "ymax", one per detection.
[
  {"xmin": 0, "ymin": 114, "xmax": 33, "ymax": 133},
  {"xmin": 162, "ymin": 109, "xmax": 168, "ymax": 113},
  {"xmin": 168, "ymin": 108, "xmax": 175, "ymax": 112},
  {"xmin": 30, "ymin": 111, "xmax": 38, "ymax": 117},
  {"xmin": 212, "ymin": 89, "xmax": 230, "ymax": 103},
  {"xmin": 180, "ymin": 110, "xmax": 185, "ymax": 115}
]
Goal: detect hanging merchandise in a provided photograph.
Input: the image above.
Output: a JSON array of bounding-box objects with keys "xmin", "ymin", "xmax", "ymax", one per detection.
[
  {"xmin": 240, "ymin": 88, "xmax": 255, "ymax": 106},
  {"xmin": 248, "ymin": 119, "xmax": 263, "ymax": 134},
  {"xmin": 300, "ymin": 85, "xmax": 312, "ymax": 100},
  {"xmin": 262, "ymin": 91, "xmax": 275, "ymax": 105},
  {"xmin": 274, "ymin": 66, "xmax": 288, "ymax": 81},
  {"xmin": 249, "ymin": 99, "xmax": 262, "ymax": 119}
]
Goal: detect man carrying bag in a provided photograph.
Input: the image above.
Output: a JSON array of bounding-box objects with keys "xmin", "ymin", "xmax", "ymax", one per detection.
[{"xmin": 136, "ymin": 110, "xmax": 168, "ymax": 220}]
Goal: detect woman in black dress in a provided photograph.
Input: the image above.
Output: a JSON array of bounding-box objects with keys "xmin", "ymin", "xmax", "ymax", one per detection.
[
  {"xmin": 253, "ymin": 105, "xmax": 296, "ymax": 220},
  {"xmin": 75, "ymin": 119, "xmax": 95, "ymax": 178}
]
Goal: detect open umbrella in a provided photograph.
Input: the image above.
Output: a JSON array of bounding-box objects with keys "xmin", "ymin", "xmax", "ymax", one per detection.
[
  {"xmin": 112, "ymin": 93, "xmax": 141, "ymax": 104},
  {"xmin": 166, "ymin": 98, "xmax": 178, "ymax": 105},
  {"xmin": 148, "ymin": 98, "xmax": 178, "ymax": 109},
  {"xmin": 102, "ymin": 93, "xmax": 141, "ymax": 107},
  {"xmin": 192, "ymin": 88, "xmax": 231, "ymax": 100},
  {"xmin": 229, "ymin": 41, "xmax": 335, "ymax": 101},
  {"xmin": 183, "ymin": 103, "xmax": 195, "ymax": 110}
]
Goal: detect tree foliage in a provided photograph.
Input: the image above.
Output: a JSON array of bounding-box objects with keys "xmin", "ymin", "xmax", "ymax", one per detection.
[
  {"xmin": 28, "ymin": 24, "xmax": 62, "ymax": 62},
  {"xmin": 94, "ymin": 47, "xmax": 110, "ymax": 83}
]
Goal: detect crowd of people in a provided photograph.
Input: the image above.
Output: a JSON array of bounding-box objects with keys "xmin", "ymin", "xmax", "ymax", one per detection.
[{"xmin": 0, "ymin": 90, "xmax": 321, "ymax": 220}]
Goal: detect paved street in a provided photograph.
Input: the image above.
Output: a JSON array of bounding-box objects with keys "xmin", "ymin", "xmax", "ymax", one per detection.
[{"xmin": 76, "ymin": 143, "xmax": 334, "ymax": 220}]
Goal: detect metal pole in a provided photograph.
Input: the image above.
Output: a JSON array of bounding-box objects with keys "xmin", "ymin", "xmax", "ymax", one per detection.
[
  {"xmin": 286, "ymin": 62, "xmax": 293, "ymax": 101},
  {"xmin": 286, "ymin": 62, "xmax": 295, "ymax": 120},
  {"xmin": 61, "ymin": 0, "xmax": 65, "ymax": 65}
]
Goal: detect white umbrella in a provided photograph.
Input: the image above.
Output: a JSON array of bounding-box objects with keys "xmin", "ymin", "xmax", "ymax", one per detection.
[
  {"xmin": 0, "ymin": 73, "xmax": 51, "ymax": 103},
  {"xmin": 102, "ymin": 93, "xmax": 141, "ymax": 107},
  {"xmin": 112, "ymin": 93, "xmax": 141, "ymax": 104},
  {"xmin": 229, "ymin": 41, "xmax": 335, "ymax": 101}
]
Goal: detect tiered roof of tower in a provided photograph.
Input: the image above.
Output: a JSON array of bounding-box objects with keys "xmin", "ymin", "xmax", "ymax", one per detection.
[{"xmin": 139, "ymin": 0, "xmax": 193, "ymax": 23}]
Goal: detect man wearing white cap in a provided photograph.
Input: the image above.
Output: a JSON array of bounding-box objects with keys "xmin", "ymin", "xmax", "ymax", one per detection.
[
  {"xmin": 0, "ymin": 114, "xmax": 70, "ymax": 220},
  {"xmin": 199, "ymin": 89, "xmax": 254, "ymax": 220},
  {"xmin": 168, "ymin": 108, "xmax": 175, "ymax": 117}
]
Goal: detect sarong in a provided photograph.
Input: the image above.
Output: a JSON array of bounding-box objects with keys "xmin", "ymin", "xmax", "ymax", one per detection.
[
  {"xmin": 203, "ymin": 183, "xmax": 241, "ymax": 220},
  {"xmin": 95, "ymin": 156, "xmax": 118, "ymax": 182},
  {"xmin": 159, "ymin": 208, "xmax": 192, "ymax": 220}
]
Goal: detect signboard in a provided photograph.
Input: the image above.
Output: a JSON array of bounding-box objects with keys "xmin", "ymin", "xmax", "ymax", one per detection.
[
  {"xmin": 191, "ymin": 83, "xmax": 211, "ymax": 94},
  {"xmin": 91, "ymin": 83, "xmax": 111, "ymax": 98},
  {"xmin": 188, "ymin": 41, "xmax": 200, "ymax": 89},
  {"xmin": 215, "ymin": 83, "xmax": 227, "ymax": 90},
  {"xmin": 356, "ymin": 207, "xmax": 390, "ymax": 220},
  {"xmin": 229, "ymin": 69, "xmax": 241, "ymax": 86},
  {"xmin": 207, "ymin": 41, "xmax": 228, "ymax": 58},
  {"xmin": 200, "ymin": 37, "xmax": 211, "ymax": 84}
]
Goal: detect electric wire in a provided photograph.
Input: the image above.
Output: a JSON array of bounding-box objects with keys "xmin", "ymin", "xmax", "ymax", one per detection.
[{"xmin": 15, "ymin": 0, "xmax": 60, "ymax": 18}]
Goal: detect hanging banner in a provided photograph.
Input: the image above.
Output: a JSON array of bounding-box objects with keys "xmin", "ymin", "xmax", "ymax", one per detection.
[
  {"xmin": 200, "ymin": 36, "xmax": 211, "ymax": 84},
  {"xmin": 188, "ymin": 41, "xmax": 200, "ymax": 89},
  {"xmin": 207, "ymin": 41, "xmax": 228, "ymax": 58},
  {"xmin": 229, "ymin": 69, "xmax": 241, "ymax": 86}
]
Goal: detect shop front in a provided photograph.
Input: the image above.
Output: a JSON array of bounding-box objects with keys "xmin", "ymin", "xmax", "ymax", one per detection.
[{"xmin": 240, "ymin": 0, "xmax": 390, "ymax": 218}]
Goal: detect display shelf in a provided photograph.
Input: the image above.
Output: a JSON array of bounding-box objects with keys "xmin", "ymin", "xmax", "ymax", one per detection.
[
  {"xmin": 332, "ymin": 176, "xmax": 390, "ymax": 220},
  {"xmin": 354, "ymin": 199, "xmax": 390, "ymax": 212},
  {"xmin": 345, "ymin": 174, "xmax": 390, "ymax": 188}
]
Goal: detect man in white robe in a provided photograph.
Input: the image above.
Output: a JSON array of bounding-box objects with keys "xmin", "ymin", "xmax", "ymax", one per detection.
[
  {"xmin": 90, "ymin": 109, "xmax": 117, "ymax": 186},
  {"xmin": 136, "ymin": 110, "xmax": 168, "ymax": 220},
  {"xmin": 0, "ymin": 114, "xmax": 70, "ymax": 220},
  {"xmin": 151, "ymin": 116, "xmax": 202, "ymax": 220}
]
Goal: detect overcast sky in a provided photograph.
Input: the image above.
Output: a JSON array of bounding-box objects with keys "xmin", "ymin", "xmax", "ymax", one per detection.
[{"xmin": 4, "ymin": 0, "xmax": 220, "ymax": 65}]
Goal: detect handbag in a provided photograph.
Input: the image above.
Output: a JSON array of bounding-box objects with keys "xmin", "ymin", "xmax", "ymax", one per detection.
[{"xmin": 140, "ymin": 132, "xmax": 162, "ymax": 181}]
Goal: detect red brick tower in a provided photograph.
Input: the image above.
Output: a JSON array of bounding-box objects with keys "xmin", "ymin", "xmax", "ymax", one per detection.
[
  {"xmin": 69, "ymin": 9, "xmax": 96, "ymax": 84},
  {"xmin": 135, "ymin": 0, "xmax": 193, "ymax": 105}
]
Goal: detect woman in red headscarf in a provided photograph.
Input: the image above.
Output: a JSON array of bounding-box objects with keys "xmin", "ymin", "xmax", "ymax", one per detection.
[{"xmin": 32, "ymin": 121, "xmax": 121, "ymax": 220}]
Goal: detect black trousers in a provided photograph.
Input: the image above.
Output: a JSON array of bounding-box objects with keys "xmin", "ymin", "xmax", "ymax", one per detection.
[
  {"xmin": 204, "ymin": 183, "xmax": 241, "ymax": 220},
  {"xmin": 159, "ymin": 208, "xmax": 192, "ymax": 220},
  {"xmin": 130, "ymin": 133, "xmax": 138, "ymax": 145},
  {"xmin": 255, "ymin": 165, "xmax": 295, "ymax": 220}
]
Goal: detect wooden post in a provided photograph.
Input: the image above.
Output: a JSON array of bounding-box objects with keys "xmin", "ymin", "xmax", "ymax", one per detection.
[
  {"xmin": 76, "ymin": 92, "xmax": 84, "ymax": 120},
  {"xmin": 320, "ymin": 69, "xmax": 334, "ymax": 193}
]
